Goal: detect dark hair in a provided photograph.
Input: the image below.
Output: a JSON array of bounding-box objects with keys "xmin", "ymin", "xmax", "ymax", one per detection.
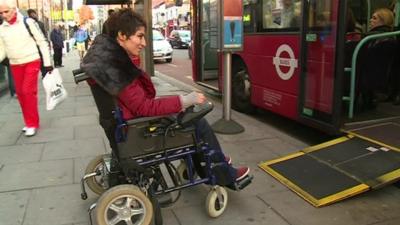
[
  {"xmin": 346, "ymin": 8, "xmax": 356, "ymax": 32},
  {"xmin": 107, "ymin": 9, "xmax": 115, "ymax": 16},
  {"xmin": 27, "ymin": 9, "xmax": 36, "ymax": 16},
  {"xmin": 105, "ymin": 8, "xmax": 146, "ymax": 39}
]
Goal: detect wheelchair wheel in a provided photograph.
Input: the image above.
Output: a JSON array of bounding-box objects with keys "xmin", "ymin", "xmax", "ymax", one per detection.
[
  {"xmin": 85, "ymin": 154, "xmax": 107, "ymax": 195},
  {"xmin": 94, "ymin": 184, "xmax": 153, "ymax": 225},
  {"xmin": 205, "ymin": 186, "xmax": 228, "ymax": 218},
  {"xmin": 177, "ymin": 160, "xmax": 197, "ymax": 181}
]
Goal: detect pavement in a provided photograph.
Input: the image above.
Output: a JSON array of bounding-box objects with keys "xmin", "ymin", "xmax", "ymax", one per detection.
[{"xmin": 0, "ymin": 51, "xmax": 400, "ymax": 225}]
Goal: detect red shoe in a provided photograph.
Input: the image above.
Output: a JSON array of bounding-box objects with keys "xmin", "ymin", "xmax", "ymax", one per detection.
[
  {"xmin": 236, "ymin": 167, "xmax": 250, "ymax": 181},
  {"xmin": 225, "ymin": 156, "xmax": 232, "ymax": 164}
]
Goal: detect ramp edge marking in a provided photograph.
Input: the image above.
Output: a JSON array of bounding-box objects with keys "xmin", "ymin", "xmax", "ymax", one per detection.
[
  {"xmin": 349, "ymin": 122, "xmax": 399, "ymax": 132},
  {"xmin": 259, "ymin": 161, "xmax": 370, "ymax": 207},
  {"xmin": 346, "ymin": 131, "xmax": 400, "ymax": 152},
  {"xmin": 258, "ymin": 151, "xmax": 304, "ymax": 166},
  {"xmin": 373, "ymin": 168, "xmax": 400, "ymax": 189},
  {"xmin": 302, "ymin": 136, "xmax": 351, "ymax": 153}
]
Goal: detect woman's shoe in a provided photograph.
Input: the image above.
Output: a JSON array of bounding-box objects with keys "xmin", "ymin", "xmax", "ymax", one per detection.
[
  {"xmin": 22, "ymin": 127, "xmax": 28, "ymax": 132},
  {"xmin": 235, "ymin": 167, "xmax": 250, "ymax": 181},
  {"xmin": 25, "ymin": 128, "xmax": 36, "ymax": 137}
]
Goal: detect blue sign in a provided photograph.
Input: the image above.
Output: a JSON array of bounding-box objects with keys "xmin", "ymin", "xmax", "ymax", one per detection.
[{"xmin": 223, "ymin": 16, "xmax": 243, "ymax": 50}]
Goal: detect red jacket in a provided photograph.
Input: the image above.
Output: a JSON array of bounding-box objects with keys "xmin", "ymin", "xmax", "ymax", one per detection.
[{"xmin": 117, "ymin": 73, "xmax": 182, "ymax": 120}]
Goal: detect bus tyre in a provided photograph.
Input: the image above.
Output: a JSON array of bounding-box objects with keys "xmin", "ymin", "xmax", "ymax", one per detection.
[
  {"xmin": 85, "ymin": 154, "xmax": 108, "ymax": 195},
  {"xmin": 232, "ymin": 66, "xmax": 255, "ymax": 113},
  {"xmin": 205, "ymin": 186, "xmax": 228, "ymax": 218},
  {"xmin": 94, "ymin": 184, "xmax": 153, "ymax": 225}
]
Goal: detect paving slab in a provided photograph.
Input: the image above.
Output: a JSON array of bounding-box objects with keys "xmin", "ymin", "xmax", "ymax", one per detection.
[
  {"xmin": 75, "ymin": 106, "xmax": 99, "ymax": 116},
  {"xmin": 42, "ymin": 138, "xmax": 106, "ymax": 160},
  {"xmin": 0, "ymin": 159, "xmax": 73, "ymax": 192},
  {"xmin": 16, "ymin": 127, "xmax": 74, "ymax": 144},
  {"xmin": 0, "ymin": 190, "xmax": 31, "ymax": 225},
  {"xmin": 257, "ymin": 188, "xmax": 400, "ymax": 225},
  {"xmin": 173, "ymin": 195, "xmax": 289, "ymax": 225},
  {"xmin": 50, "ymin": 115, "xmax": 98, "ymax": 128},
  {"xmin": 74, "ymin": 125, "xmax": 105, "ymax": 140},
  {"xmin": 0, "ymin": 144, "xmax": 43, "ymax": 165},
  {"xmin": 23, "ymin": 184, "xmax": 96, "ymax": 225}
]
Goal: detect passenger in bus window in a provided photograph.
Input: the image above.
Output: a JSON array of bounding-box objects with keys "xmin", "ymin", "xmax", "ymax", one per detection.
[
  {"xmin": 358, "ymin": 8, "xmax": 396, "ymax": 110},
  {"xmin": 368, "ymin": 8, "xmax": 394, "ymax": 34},
  {"xmin": 280, "ymin": 0, "xmax": 300, "ymax": 28}
]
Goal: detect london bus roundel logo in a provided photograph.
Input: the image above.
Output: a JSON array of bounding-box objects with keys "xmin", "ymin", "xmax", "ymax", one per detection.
[{"xmin": 273, "ymin": 44, "xmax": 298, "ymax": 80}]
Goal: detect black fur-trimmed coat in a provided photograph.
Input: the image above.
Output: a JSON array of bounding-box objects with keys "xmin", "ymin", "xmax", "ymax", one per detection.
[{"xmin": 81, "ymin": 34, "xmax": 142, "ymax": 96}]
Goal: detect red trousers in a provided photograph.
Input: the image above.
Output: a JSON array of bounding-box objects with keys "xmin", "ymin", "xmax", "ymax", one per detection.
[{"xmin": 10, "ymin": 60, "xmax": 41, "ymax": 128}]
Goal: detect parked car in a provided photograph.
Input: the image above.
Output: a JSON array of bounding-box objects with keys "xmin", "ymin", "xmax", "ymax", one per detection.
[
  {"xmin": 153, "ymin": 29, "xmax": 173, "ymax": 63},
  {"xmin": 167, "ymin": 30, "xmax": 191, "ymax": 49}
]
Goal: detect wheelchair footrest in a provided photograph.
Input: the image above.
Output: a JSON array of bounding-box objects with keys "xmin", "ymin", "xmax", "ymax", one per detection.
[{"xmin": 231, "ymin": 175, "xmax": 253, "ymax": 191}]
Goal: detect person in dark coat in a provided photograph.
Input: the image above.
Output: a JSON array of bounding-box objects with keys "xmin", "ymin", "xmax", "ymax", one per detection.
[
  {"xmin": 358, "ymin": 8, "xmax": 397, "ymax": 109},
  {"xmin": 50, "ymin": 24, "xmax": 64, "ymax": 67},
  {"xmin": 81, "ymin": 9, "xmax": 250, "ymax": 186},
  {"xmin": 27, "ymin": 9, "xmax": 47, "ymax": 37}
]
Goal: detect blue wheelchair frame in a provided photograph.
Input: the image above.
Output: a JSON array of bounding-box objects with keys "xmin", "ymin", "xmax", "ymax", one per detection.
[{"xmin": 73, "ymin": 68, "xmax": 252, "ymax": 224}]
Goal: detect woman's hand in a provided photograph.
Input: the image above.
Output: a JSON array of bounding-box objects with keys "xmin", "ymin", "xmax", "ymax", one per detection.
[{"xmin": 180, "ymin": 91, "xmax": 206, "ymax": 109}]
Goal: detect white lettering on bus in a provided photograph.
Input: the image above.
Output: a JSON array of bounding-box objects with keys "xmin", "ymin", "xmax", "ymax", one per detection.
[{"xmin": 272, "ymin": 44, "xmax": 298, "ymax": 80}]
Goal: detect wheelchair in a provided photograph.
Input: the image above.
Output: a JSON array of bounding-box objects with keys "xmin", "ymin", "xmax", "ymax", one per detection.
[{"xmin": 72, "ymin": 69, "xmax": 253, "ymax": 225}]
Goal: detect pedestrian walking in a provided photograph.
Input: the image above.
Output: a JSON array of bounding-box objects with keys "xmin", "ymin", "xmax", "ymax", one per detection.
[
  {"xmin": 27, "ymin": 8, "xmax": 47, "ymax": 37},
  {"xmin": 74, "ymin": 24, "xmax": 88, "ymax": 61},
  {"xmin": 0, "ymin": 0, "xmax": 53, "ymax": 137},
  {"xmin": 0, "ymin": 15, "xmax": 14, "ymax": 97},
  {"xmin": 50, "ymin": 23, "xmax": 64, "ymax": 67}
]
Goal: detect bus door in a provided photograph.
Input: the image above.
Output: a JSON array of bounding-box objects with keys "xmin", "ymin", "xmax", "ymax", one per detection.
[
  {"xmin": 298, "ymin": 0, "xmax": 346, "ymax": 134},
  {"xmin": 195, "ymin": 0, "xmax": 220, "ymax": 88}
]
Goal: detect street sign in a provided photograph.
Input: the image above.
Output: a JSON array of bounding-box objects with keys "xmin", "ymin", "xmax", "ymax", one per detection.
[{"xmin": 209, "ymin": 0, "xmax": 243, "ymax": 52}]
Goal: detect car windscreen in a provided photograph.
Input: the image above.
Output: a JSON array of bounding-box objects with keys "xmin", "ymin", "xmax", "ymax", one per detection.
[
  {"xmin": 153, "ymin": 30, "xmax": 165, "ymax": 41},
  {"xmin": 178, "ymin": 31, "xmax": 191, "ymax": 38}
]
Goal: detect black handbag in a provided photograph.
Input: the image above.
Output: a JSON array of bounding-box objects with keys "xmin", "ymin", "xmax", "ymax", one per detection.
[{"xmin": 0, "ymin": 58, "xmax": 9, "ymax": 66}]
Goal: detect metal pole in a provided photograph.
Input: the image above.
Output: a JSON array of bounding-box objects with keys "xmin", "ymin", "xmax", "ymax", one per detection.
[
  {"xmin": 212, "ymin": 51, "xmax": 244, "ymax": 134},
  {"xmin": 223, "ymin": 52, "xmax": 232, "ymax": 121}
]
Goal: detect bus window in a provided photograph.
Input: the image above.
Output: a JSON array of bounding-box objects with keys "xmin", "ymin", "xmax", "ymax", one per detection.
[
  {"xmin": 243, "ymin": 0, "xmax": 257, "ymax": 33},
  {"xmin": 262, "ymin": 0, "xmax": 301, "ymax": 30},
  {"xmin": 308, "ymin": 0, "xmax": 332, "ymax": 29}
]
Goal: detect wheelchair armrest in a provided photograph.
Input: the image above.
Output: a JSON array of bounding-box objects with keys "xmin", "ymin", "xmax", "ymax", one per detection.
[
  {"xmin": 177, "ymin": 101, "xmax": 213, "ymax": 126},
  {"xmin": 72, "ymin": 68, "xmax": 89, "ymax": 84},
  {"xmin": 125, "ymin": 115, "xmax": 177, "ymax": 126}
]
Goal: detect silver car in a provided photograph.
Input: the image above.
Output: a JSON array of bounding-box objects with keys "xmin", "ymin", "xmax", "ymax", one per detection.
[{"xmin": 152, "ymin": 30, "xmax": 173, "ymax": 63}]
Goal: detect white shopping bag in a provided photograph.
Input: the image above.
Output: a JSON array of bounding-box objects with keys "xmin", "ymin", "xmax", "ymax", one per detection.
[{"xmin": 42, "ymin": 68, "xmax": 68, "ymax": 110}]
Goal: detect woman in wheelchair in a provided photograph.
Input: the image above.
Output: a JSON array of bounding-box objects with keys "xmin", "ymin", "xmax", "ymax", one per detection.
[
  {"xmin": 82, "ymin": 7, "xmax": 249, "ymax": 187},
  {"xmin": 80, "ymin": 8, "xmax": 251, "ymax": 225}
]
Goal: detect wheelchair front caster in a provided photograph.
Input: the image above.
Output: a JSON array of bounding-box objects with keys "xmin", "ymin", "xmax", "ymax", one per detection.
[
  {"xmin": 85, "ymin": 154, "xmax": 108, "ymax": 195},
  {"xmin": 205, "ymin": 186, "xmax": 228, "ymax": 218},
  {"xmin": 94, "ymin": 184, "xmax": 153, "ymax": 225}
]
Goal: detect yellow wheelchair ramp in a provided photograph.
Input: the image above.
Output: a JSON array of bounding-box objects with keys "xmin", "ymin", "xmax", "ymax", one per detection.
[{"xmin": 259, "ymin": 135, "xmax": 400, "ymax": 207}]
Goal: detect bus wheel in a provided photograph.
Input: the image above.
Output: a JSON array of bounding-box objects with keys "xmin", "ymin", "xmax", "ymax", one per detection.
[{"xmin": 232, "ymin": 66, "xmax": 255, "ymax": 113}]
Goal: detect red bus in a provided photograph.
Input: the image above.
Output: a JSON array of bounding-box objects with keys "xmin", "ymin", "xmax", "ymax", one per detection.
[{"xmin": 190, "ymin": 0, "xmax": 400, "ymax": 134}]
